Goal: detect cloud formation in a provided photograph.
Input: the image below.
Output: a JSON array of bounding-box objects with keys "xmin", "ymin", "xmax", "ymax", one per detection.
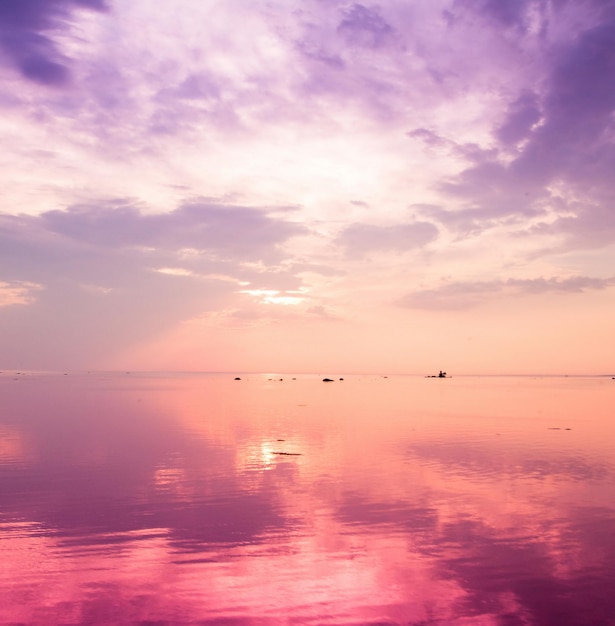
[
  {"xmin": 438, "ymin": 0, "xmax": 615, "ymax": 244},
  {"xmin": 0, "ymin": 200, "xmax": 307, "ymax": 367},
  {"xmin": 399, "ymin": 276, "xmax": 615, "ymax": 310},
  {"xmin": 1, "ymin": 0, "xmax": 615, "ymax": 372},
  {"xmin": 0, "ymin": 0, "xmax": 108, "ymax": 85}
]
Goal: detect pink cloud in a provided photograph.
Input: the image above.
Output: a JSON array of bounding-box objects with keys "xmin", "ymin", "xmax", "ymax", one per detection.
[
  {"xmin": 0, "ymin": 200, "xmax": 308, "ymax": 368},
  {"xmin": 399, "ymin": 275, "xmax": 615, "ymax": 310}
]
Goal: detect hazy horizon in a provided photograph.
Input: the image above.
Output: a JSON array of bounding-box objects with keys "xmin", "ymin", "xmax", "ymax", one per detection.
[{"xmin": 3, "ymin": 369, "xmax": 614, "ymax": 378}]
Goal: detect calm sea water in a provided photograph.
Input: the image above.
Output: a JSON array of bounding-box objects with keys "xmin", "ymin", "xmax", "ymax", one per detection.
[{"xmin": 1, "ymin": 372, "xmax": 614, "ymax": 625}]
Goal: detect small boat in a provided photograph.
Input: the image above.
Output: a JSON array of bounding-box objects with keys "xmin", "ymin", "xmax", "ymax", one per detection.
[{"xmin": 426, "ymin": 370, "xmax": 449, "ymax": 378}]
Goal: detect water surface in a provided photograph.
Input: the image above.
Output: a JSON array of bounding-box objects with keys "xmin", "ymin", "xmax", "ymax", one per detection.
[{"xmin": 1, "ymin": 373, "xmax": 614, "ymax": 625}]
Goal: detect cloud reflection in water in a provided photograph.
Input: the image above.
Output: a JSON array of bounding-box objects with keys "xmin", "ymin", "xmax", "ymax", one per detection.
[{"xmin": 0, "ymin": 373, "xmax": 614, "ymax": 625}]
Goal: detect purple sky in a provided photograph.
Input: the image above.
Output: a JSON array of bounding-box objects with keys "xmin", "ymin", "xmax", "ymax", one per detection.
[{"xmin": 1, "ymin": 0, "xmax": 614, "ymax": 373}]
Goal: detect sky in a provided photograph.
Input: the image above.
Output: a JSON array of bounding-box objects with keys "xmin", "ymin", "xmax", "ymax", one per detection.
[{"xmin": 0, "ymin": 0, "xmax": 614, "ymax": 375}]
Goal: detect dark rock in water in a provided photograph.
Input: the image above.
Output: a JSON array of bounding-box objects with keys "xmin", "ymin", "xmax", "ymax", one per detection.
[
  {"xmin": 322, "ymin": 378, "xmax": 334, "ymax": 382},
  {"xmin": 234, "ymin": 377, "xmax": 241, "ymax": 380},
  {"xmin": 339, "ymin": 377, "xmax": 344, "ymax": 381}
]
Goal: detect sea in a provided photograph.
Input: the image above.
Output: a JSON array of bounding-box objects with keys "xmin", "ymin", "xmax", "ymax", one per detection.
[{"xmin": 1, "ymin": 371, "xmax": 614, "ymax": 625}]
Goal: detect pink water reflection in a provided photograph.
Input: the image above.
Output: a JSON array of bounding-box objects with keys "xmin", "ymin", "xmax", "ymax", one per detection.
[{"xmin": 1, "ymin": 373, "xmax": 614, "ymax": 625}]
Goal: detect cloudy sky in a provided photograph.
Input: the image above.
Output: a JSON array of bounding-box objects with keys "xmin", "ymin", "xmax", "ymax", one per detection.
[{"xmin": 1, "ymin": 0, "xmax": 614, "ymax": 374}]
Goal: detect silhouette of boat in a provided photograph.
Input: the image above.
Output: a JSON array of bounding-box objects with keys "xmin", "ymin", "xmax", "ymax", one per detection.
[{"xmin": 426, "ymin": 370, "xmax": 449, "ymax": 378}]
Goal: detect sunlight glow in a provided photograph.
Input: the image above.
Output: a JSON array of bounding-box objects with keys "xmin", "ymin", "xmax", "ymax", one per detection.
[{"xmin": 240, "ymin": 289, "xmax": 305, "ymax": 305}]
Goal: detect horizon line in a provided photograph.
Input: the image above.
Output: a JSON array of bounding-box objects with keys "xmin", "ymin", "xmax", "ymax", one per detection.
[{"xmin": 2, "ymin": 369, "xmax": 614, "ymax": 378}]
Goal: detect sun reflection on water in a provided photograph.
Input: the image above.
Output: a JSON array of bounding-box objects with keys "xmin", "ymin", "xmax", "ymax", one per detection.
[{"xmin": 1, "ymin": 374, "xmax": 614, "ymax": 624}]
